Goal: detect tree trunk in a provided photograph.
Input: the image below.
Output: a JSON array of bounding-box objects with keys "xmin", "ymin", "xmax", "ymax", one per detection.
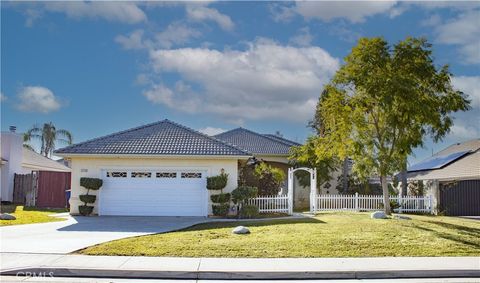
[
  {"xmin": 400, "ymin": 170, "xmax": 407, "ymax": 196},
  {"xmin": 381, "ymin": 175, "xmax": 391, "ymax": 215},
  {"xmin": 342, "ymin": 158, "xmax": 349, "ymax": 193}
]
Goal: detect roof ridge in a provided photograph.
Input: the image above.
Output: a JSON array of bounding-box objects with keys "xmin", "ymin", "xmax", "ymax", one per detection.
[
  {"xmin": 55, "ymin": 120, "xmax": 168, "ymax": 153},
  {"xmin": 435, "ymin": 138, "xmax": 480, "ymax": 156},
  {"xmin": 162, "ymin": 120, "xmax": 252, "ymax": 155},
  {"xmin": 225, "ymin": 127, "xmax": 298, "ymax": 146},
  {"xmin": 263, "ymin": 134, "xmax": 301, "ymax": 146}
]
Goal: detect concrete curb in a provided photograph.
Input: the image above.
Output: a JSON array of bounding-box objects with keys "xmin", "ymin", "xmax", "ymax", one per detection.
[{"xmin": 2, "ymin": 267, "xmax": 479, "ymax": 280}]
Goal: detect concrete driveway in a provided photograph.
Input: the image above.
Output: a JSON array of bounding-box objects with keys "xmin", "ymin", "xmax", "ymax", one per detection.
[{"xmin": 0, "ymin": 215, "xmax": 207, "ymax": 254}]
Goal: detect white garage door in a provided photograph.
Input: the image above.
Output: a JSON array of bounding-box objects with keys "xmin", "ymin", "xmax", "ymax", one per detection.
[{"xmin": 99, "ymin": 169, "xmax": 208, "ymax": 216}]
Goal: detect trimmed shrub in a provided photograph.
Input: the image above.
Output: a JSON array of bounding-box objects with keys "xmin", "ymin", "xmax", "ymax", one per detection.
[
  {"xmin": 79, "ymin": 194, "xmax": 96, "ymax": 204},
  {"xmin": 80, "ymin": 177, "xmax": 103, "ymax": 191},
  {"xmin": 231, "ymin": 186, "xmax": 258, "ymax": 204},
  {"xmin": 79, "ymin": 205, "xmax": 94, "ymax": 216},
  {"xmin": 239, "ymin": 204, "xmax": 259, "ymax": 219},
  {"xmin": 212, "ymin": 204, "xmax": 230, "ymax": 216},
  {"xmin": 210, "ymin": 193, "xmax": 231, "ymax": 204},
  {"xmin": 206, "ymin": 173, "xmax": 228, "ymax": 191}
]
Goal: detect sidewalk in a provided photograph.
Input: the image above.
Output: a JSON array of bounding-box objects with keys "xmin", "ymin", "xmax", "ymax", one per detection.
[{"xmin": 1, "ymin": 253, "xmax": 479, "ymax": 280}]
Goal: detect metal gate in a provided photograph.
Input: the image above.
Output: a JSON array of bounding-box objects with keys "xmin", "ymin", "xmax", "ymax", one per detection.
[{"xmin": 440, "ymin": 180, "xmax": 480, "ymax": 216}]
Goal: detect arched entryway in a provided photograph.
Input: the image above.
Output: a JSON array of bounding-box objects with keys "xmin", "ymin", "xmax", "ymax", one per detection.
[{"xmin": 288, "ymin": 167, "xmax": 317, "ymax": 213}]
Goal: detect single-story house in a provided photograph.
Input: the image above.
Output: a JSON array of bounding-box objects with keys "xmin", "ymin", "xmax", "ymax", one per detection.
[
  {"xmin": 55, "ymin": 120, "xmax": 314, "ymax": 216},
  {"xmin": 55, "ymin": 120, "xmax": 252, "ymax": 216},
  {"xmin": 407, "ymin": 139, "xmax": 480, "ymax": 216},
  {"xmin": 1, "ymin": 131, "xmax": 71, "ymax": 202}
]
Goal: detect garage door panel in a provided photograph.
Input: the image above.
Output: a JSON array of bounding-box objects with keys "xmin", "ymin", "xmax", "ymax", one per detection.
[{"xmin": 99, "ymin": 169, "xmax": 207, "ymax": 216}]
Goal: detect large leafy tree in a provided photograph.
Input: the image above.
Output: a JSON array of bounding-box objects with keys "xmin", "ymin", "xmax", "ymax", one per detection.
[
  {"xmin": 23, "ymin": 122, "xmax": 73, "ymax": 158},
  {"xmin": 290, "ymin": 91, "xmax": 340, "ymax": 191},
  {"xmin": 310, "ymin": 37, "xmax": 470, "ymax": 214}
]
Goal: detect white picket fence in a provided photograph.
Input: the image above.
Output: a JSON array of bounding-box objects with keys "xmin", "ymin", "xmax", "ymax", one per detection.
[
  {"xmin": 314, "ymin": 193, "xmax": 433, "ymax": 214},
  {"xmin": 247, "ymin": 195, "xmax": 290, "ymax": 214}
]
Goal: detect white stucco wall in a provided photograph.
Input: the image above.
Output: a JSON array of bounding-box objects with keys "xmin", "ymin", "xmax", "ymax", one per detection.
[
  {"xmin": 0, "ymin": 132, "xmax": 23, "ymax": 202},
  {"xmin": 68, "ymin": 156, "xmax": 239, "ymax": 215}
]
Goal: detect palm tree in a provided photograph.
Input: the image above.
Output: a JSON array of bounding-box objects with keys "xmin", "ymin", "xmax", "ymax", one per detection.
[{"xmin": 23, "ymin": 122, "xmax": 73, "ymax": 158}]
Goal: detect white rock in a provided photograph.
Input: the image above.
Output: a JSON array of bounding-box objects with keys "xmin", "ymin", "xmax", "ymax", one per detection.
[
  {"xmin": 0, "ymin": 213, "xmax": 16, "ymax": 220},
  {"xmin": 232, "ymin": 226, "xmax": 250, "ymax": 234},
  {"xmin": 371, "ymin": 211, "xmax": 387, "ymax": 219}
]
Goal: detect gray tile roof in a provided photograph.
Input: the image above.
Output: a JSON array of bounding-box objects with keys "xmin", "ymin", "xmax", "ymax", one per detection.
[
  {"xmin": 263, "ymin": 134, "xmax": 302, "ymax": 147},
  {"xmin": 214, "ymin": 128, "xmax": 300, "ymax": 156},
  {"xmin": 55, "ymin": 120, "xmax": 250, "ymax": 156}
]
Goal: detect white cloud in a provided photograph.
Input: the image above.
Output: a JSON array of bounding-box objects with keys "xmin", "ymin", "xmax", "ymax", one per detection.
[
  {"xmin": 420, "ymin": 14, "xmax": 442, "ymax": 27},
  {"xmin": 186, "ymin": 5, "xmax": 234, "ymax": 31},
  {"xmin": 142, "ymin": 82, "xmax": 199, "ymax": 113},
  {"xmin": 198, "ymin": 127, "xmax": 227, "ymax": 136},
  {"xmin": 145, "ymin": 39, "xmax": 339, "ymax": 122},
  {"xmin": 115, "ymin": 29, "xmax": 148, "ymax": 50},
  {"xmin": 1, "ymin": 92, "xmax": 6, "ymax": 102},
  {"xmin": 452, "ymin": 76, "xmax": 480, "ymax": 109},
  {"xmin": 449, "ymin": 122, "xmax": 479, "ymax": 140},
  {"xmin": 155, "ymin": 22, "xmax": 202, "ymax": 48},
  {"xmin": 289, "ymin": 27, "xmax": 313, "ymax": 47},
  {"xmin": 276, "ymin": 1, "xmax": 399, "ymax": 23},
  {"xmin": 17, "ymin": 86, "xmax": 61, "ymax": 113},
  {"xmin": 23, "ymin": 8, "xmax": 43, "ymax": 27},
  {"xmin": 26, "ymin": 2, "xmax": 146, "ymax": 25},
  {"xmin": 434, "ymin": 10, "xmax": 480, "ymax": 64},
  {"xmin": 116, "ymin": 23, "xmax": 201, "ymax": 50}
]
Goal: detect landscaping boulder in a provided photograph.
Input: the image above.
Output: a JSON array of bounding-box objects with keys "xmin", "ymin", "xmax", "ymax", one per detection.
[
  {"xmin": 232, "ymin": 226, "xmax": 250, "ymax": 234},
  {"xmin": 0, "ymin": 213, "xmax": 16, "ymax": 220},
  {"xmin": 393, "ymin": 215, "xmax": 411, "ymax": 220},
  {"xmin": 371, "ymin": 211, "xmax": 387, "ymax": 219}
]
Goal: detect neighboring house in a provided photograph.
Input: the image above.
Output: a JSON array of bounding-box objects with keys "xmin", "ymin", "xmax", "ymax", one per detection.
[
  {"xmin": 407, "ymin": 139, "xmax": 480, "ymax": 216},
  {"xmin": 214, "ymin": 127, "xmax": 316, "ymax": 208},
  {"xmin": 55, "ymin": 120, "xmax": 251, "ymax": 216},
  {"xmin": 0, "ymin": 131, "xmax": 71, "ymax": 202}
]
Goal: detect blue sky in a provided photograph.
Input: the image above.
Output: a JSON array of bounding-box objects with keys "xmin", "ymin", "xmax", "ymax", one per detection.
[{"xmin": 1, "ymin": 1, "xmax": 479, "ymax": 165}]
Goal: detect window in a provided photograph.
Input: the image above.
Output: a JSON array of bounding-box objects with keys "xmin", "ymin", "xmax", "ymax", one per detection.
[
  {"xmin": 131, "ymin": 172, "xmax": 152, "ymax": 178},
  {"xmin": 156, "ymin": 172, "xmax": 177, "ymax": 178},
  {"xmin": 107, "ymin": 171, "xmax": 127, "ymax": 178},
  {"xmin": 181, "ymin": 172, "xmax": 202, "ymax": 178}
]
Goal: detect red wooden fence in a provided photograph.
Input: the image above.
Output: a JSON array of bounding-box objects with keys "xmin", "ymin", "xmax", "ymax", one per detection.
[{"xmin": 36, "ymin": 171, "xmax": 71, "ymax": 208}]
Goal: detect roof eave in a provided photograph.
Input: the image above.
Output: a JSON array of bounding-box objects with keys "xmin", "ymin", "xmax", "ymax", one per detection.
[{"xmin": 54, "ymin": 153, "xmax": 252, "ymax": 159}]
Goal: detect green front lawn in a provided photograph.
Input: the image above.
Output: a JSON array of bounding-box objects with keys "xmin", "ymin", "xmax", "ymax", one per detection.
[
  {"xmin": 0, "ymin": 205, "xmax": 68, "ymax": 226},
  {"xmin": 80, "ymin": 212, "xmax": 480, "ymax": 257}
]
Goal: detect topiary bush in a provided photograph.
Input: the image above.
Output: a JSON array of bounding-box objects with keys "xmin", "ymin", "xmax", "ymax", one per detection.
[
  {"xmin": 78, "ymin": 177, "xmax": 103, "ymax": 216},
  {"xmin": 79, "ymin": 205, "xmax": 94, "ymax": 216},
  {"xmin": 210, "ymin": 193, "xmax": 231, "ymax": 204},
  {"xmin": 207, "ymin": 172, "xmax": 230, "ymax": 217},
  {"xmin": 79, "ymin": 194, "xmax": 96, "ymax": 204},
  {"xmin": 206, "ymin": 173, "xmax": 228, "ymax": 191},
  {"xmin": 231, "ymin": 186, "xmax": 259, "ymax": 219},
  {"xmin": 80, "ymin": 178, "xmax": 103, "ymax": 191},
  {"xmin": 212, "ymin": 203, "xmax": 230, "ymax": 217},
  {"xmin": 231, "ymin": 186, "xmax": 258, "ymax": 204},
  {"xmin": 239, "ymin": 204, "xmax": 259, "ymax": 219}
]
